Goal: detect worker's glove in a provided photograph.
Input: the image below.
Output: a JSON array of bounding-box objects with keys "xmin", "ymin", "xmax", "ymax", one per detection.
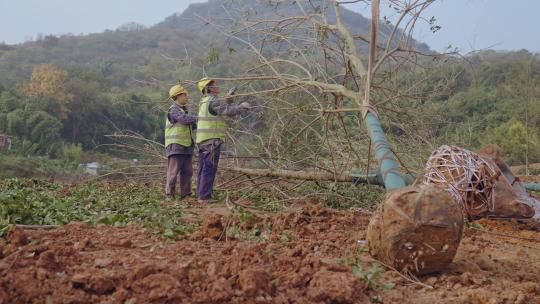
[
  {"xmin": 239, "ymin": 102, "xmax": 251, "ymax": 110},
  {"xmin": 227, "ymin": 87, "xmax": 237, "ymax": 96}
]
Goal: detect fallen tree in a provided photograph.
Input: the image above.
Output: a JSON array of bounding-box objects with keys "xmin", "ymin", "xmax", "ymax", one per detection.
[{"xmin": 225, "ymin": 166, "xmax": 418, "ymax": 185}]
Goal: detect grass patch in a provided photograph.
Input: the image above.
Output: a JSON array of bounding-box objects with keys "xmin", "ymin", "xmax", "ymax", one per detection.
[{"xmin": 0, "ymin": 155, "xmax": 73, "ymax": 179}]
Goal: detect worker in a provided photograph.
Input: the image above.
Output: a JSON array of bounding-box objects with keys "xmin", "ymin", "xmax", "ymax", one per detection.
[
  {"xmin": 165, "ymin": 84, "xmax": 197, "ymax": 199},
  {"xmin": 196, "ymin": 77, "xmax": 251, "ymax": 204}
]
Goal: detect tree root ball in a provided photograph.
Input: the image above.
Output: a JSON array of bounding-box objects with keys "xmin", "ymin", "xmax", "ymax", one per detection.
[{"xmin": 367, "ymin": 185, "xmax": 464, "ymax": 275}]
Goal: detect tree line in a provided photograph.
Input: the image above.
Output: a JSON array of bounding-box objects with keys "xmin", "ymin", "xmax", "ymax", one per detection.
[{"xmin": 0, "ymin": 63, "xmax": 162, "ymax": 159}]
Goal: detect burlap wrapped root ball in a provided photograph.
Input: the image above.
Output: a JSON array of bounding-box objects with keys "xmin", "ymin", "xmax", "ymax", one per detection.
[{"xmin": 367, "ymin": 185, "xmax": 464, "ymax": 275}]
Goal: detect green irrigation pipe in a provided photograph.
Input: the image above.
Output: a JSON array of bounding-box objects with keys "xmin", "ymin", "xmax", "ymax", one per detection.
[
  {"xmin": 350, "ymin": 170, "xmax": 540, "ymax": 193},
  {"xmin": 350, "ymin": 170, "xmax": 415, "ymax": 187},
  {"xmin": 363, "ymin": 112, "xmax": 406, "ymax": 190},
  {"xmin": 524, "ymin": 183, "xmax": 540, "ymax": 192}
]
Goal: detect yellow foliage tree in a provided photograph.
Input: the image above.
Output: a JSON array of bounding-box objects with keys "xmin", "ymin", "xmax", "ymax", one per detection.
[{"xmin": 21, "ymin": 63, "xmax": 73, "ymax": 120}]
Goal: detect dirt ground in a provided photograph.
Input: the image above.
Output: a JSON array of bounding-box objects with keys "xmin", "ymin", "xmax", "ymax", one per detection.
[{"xmin": 1, "ymin": 201, "xmax": 540, "ymax": 304}]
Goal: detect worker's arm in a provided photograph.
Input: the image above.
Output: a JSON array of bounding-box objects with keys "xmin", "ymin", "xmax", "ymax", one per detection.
[
  {"xmin": 168, "ymin": 106, "xmax": 197, "ymax": 126},
  {"xmin": 208, "ymin": 96, "xmax": 244, "ymax": 117}
]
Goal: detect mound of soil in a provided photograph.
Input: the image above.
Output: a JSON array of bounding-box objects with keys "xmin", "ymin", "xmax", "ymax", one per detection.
[
  {"xmin": 1, "ymin": 204, "xmax": 540, "ymax": 303},
  {"xmin": 0, "ymin": 205, "xmax": 371, "ymax": 304}
]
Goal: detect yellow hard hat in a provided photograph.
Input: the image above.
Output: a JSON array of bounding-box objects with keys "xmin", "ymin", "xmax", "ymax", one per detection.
[
  {"xmin": 197, "ymin": 77, "xmax": 215, "ymax": 93},
  {"xmin": 169, "ymin": 84, "xmax": 186, "ymax": 99}
]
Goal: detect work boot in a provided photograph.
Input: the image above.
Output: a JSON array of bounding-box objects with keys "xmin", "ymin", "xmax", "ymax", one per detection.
[{"xmin": 197, "ymin": 198, "xmax": 216, "ymax": 205}]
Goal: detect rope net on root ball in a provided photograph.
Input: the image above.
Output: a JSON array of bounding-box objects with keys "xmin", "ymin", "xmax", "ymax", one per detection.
[{"xmin": 422, "ymin": 145, "xmax": 500, "ymax": 219}]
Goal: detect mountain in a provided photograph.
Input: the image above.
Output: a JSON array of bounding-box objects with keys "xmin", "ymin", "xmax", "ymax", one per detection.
[{"xmin": 0, "ymin": 0, "xmax": 429, "ymax": 90}]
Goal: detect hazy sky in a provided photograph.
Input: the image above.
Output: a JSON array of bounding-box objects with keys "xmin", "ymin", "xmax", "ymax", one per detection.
[{"xmin": 0, "ymin": 0, "xmax": 538, "ymax": 54}]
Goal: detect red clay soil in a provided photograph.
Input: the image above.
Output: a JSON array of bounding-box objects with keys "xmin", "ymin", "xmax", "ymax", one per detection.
[{"xmin": 1, "ymin": 204, "xmax": 540, "ymax": 304}]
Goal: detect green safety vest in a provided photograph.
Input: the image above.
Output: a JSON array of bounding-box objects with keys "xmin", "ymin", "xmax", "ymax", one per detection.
[
  {"xmin": 164, "ymin": 104, "xmax": 194, "ymax": 148},
  {"xmin": 196, "ymin": 95, "xmax": 227, "ymax": 144}
]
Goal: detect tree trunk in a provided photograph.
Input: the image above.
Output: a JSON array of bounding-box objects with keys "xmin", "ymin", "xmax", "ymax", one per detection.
[{"xmin": 225, "ymin": 167, "xmax": 357, "ymax": 183}]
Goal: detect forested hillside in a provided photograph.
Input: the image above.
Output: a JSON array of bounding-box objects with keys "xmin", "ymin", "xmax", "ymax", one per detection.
[
  {"xmin": 0, "ymin": 0, "xmax": 406, "ymax": 159},
  {"xmin": 398, "ymin": 50, "xmax": 540, "ymax": 165},
  {"xmin": 0, "ymin": 0, "xmax": 538, "ymax": 168}
]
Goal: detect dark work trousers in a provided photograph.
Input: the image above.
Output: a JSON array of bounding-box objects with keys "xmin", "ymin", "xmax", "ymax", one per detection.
[
  {"xmin": 166, "ymin": 154, "xmax": 193, "ymax": 198},
  {"xmin": 196, "ymin": 142, "xmax": 222, "ymax": 200}
]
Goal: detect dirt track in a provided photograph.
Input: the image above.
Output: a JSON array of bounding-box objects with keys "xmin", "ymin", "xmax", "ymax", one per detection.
[{"xmin": 1, "ymin": 203, "xmax": 540, "ymax": 304}]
